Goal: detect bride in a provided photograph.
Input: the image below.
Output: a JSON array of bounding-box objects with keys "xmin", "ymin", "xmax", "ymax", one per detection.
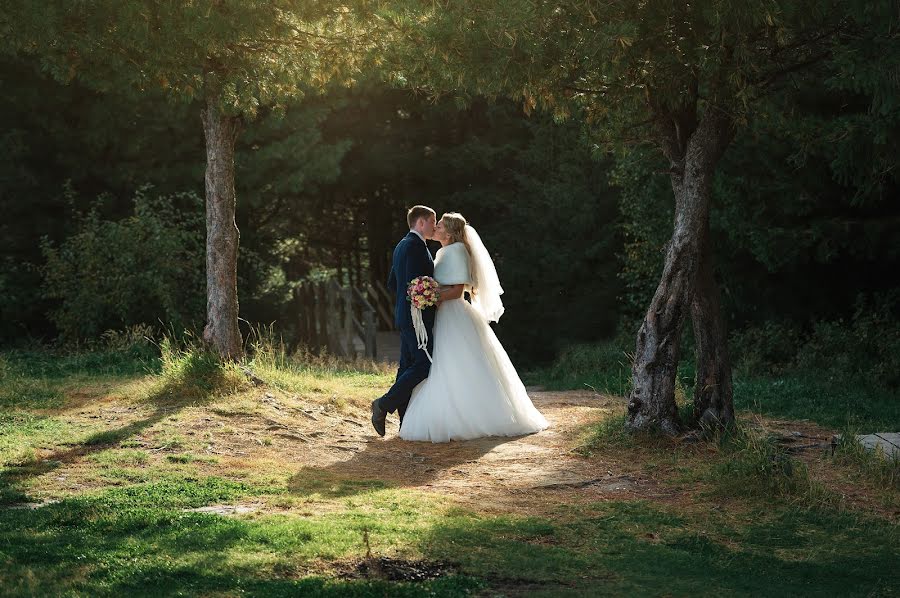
[{"xmin": 399, "ymin": 212, "xmax": 549, "ymax": 443}]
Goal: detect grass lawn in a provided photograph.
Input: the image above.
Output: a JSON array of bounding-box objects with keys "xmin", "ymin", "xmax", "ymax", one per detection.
[{"xmin": 0, "ymin": 344, "xmax": 897, "ymax": 597}]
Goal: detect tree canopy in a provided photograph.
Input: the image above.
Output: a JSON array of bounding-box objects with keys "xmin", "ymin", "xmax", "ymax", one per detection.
[{"xmin": 2, "ymin": 1, "xmax": 381, "ymax": 112}]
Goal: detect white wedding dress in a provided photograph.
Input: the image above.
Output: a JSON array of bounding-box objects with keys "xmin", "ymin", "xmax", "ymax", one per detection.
[{"xmin": 399, "ymin": 231, "xmax": 549, "ymax": 443}]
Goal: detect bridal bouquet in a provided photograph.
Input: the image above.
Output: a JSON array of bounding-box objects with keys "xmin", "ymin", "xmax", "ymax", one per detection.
[
  {"xmin": 407, "ymin": 276, "xmax": 439, "ymax": 362},
  {"xmin": 407, "ymin": 276, "xmax": 440, "ymax": 309}
]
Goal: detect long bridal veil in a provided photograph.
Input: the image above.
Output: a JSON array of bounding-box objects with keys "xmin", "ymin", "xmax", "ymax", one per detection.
[{"xmin": 464, "ymin": 225, "xmax": 505, "ymax": 323}]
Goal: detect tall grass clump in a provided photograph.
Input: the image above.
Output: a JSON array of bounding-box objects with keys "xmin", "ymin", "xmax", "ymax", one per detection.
[
  {"xmin": 832, "ymin": 425, "xmax": 900, "ymax": 492},
  {"xmin": 576, "ymin": 412, "xmax": 635, "ymax": 456},
  {"xmin": 237, "ymin": 324, "xmax": 394, "ymax": 408},
  {"xmin": 246, "ymin": 323, "xmax": 393, "ymax": 377},
  {"xmin": 707, "ymin": 423, "xmax": 829, "ymax": 504},
  {"xmin": 150, "ymin": 334, "xmax": 248, "ymax": 403}
]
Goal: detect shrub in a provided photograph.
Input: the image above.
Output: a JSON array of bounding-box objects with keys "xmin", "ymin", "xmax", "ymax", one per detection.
[
  {"xmin": 731, "ymin": 293, "xmax": 900, "ymax": 389},
  {"xmin": 41, "ymin": 186, "xmax": 205, "ymax": 340}
]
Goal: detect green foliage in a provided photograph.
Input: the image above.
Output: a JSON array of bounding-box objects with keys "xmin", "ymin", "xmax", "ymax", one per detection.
[
  {"xmin": 435, "ymin": 109, "xmax": 622, "ymax": 363},
  {"xmin": 384, "ymin": 0, "xmax": 896, "ymax": 146},
  {"xmin": 529, "ymin": 300, "xmax": 900, "ymax": 431},
  {"xmin": 726, "ymin": 296, "xmax": 900, "ymax": 431},
  {"xmin": 525, "ymin": 329, "xmax": 697, "ymax": 399},
  {"xmin": 794, "ymin": 297, "xmax": 900, "ymax": 389},
  {"xmin": 610, "ymin": 150, "xmax": 674, "ymax": 319},
  {"xmin": 255, "ymin": 92, "xmax": 623, "ymax": 364},
  {"xmin": 40, "ymin": 187, "xmax": 205, "ymax": 340},
  {"xmin": 387, "ymin": 0, "xmax": 900, "ymax": 376},
  {"xmin": 1, "ymin": 1, "xmax": 382, "ymax": 114},
  {"xmin": 731, "ymin": 295, "xmax": 900, "ymax": 387}
]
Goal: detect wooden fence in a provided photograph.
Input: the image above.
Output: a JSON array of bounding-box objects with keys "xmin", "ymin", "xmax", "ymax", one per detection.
[{"xmin": 293, "ymin": 278, "xmax": 389, "ymax": 359}]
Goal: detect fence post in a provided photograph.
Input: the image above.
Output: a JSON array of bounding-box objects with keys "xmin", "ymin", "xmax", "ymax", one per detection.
[
  {"xmin": 304, "ymin": 284, "xmax": 315, "ymax": 350},
  {"xmin": 342, "ymin": 288, "xmax": 355, "ymax": 358},
  {"xmin": 294, "ymin": 285, "xmax": 306, "ymax": 347},
  {"xmin": 326, "ymin": 281, "xmax": 343, "ymax": 355},
  {"xmin": 363, "ymin": 309, "xmax": 377, "ymax": 359},
  {"xmin": 317, "ymin": 282, "xmax": 329, "ymax": 353}
]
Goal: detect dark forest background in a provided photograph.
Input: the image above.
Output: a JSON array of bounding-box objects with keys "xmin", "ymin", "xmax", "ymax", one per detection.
[{"xmin": 2, "ymin": 53, "xmax": 898, "ymax": 371}]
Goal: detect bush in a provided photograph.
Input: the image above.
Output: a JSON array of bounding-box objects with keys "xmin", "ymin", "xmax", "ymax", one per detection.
[
  {"xmin": 796, "ymin": 295, "xmax": 900, "ymax": 389},
  {"xmin": 731, "ymin": 293, "xmax": 900, "ymax": 389},
  {"xmin": 41, "ymin": 186, "xmax": 205, "ymax": 340}
]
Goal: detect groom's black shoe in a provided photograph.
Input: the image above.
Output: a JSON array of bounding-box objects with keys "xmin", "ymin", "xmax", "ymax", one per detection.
[{"xmin": 371, "ymin": 399, "xmax": 387, "ymax": 437}]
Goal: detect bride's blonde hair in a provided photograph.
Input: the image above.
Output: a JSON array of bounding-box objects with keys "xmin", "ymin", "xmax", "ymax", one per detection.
[
  {"xmin": 440, "ymin": 212, "xmax": 478, "ymax": 296},
  {"xmin": 440, "ymin": 212, "xmax": 468, "ymax": 245}
]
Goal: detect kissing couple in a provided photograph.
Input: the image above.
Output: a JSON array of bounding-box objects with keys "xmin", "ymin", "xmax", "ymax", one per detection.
[{"xmin": 370, "ymin": 206, "xmax": 549, "ymax": 443}]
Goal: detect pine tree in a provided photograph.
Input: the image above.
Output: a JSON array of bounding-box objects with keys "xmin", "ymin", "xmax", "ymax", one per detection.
[{"xmin": 0, "ymin": 1, "xmax": 381, "ymax": 358}]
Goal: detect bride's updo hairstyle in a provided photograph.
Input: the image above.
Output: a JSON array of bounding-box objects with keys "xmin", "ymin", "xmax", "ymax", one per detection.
[
  {"xmin": 440, "ymin": 212, "xmax": 468, "ymax": 245},
  {"xmin": 440, "ymin": 212, "xmax": 478, "ymax": 295}
]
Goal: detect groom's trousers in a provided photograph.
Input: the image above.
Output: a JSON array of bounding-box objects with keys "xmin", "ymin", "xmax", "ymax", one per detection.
[{"xmin": 378, "ymin": 322, "xmax": 434, "ymax": 424}]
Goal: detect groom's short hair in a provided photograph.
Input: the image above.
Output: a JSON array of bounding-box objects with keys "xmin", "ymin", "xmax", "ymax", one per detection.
[{"xmin": 407, "ymin": 205, "xmax": 436, "ymax": 228}]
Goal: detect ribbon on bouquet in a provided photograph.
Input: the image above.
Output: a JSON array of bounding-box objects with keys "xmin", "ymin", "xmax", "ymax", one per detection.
[{"xmin": 411, "ymin": 304, "xmax": 433, "ymax": 363}]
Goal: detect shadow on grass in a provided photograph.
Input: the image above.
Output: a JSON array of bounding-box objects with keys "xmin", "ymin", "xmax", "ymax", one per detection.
[
  {"xmin": 287, "ymin": 435, "xmax": 516, "ymax": 500},
  {"xmin": 0, "ymin": 479, "xmax": 895, "ymax": 596},
  {"xmin": 417, "ymin": 501, "xmax": 900, "ymax": 596},
  {"xmin": 0, "ymin": 478, "xmax": 481, "ymax": 597},
  {"xmin": 0, "ymin": 351, "xmax": 241, "ymax": 506}
]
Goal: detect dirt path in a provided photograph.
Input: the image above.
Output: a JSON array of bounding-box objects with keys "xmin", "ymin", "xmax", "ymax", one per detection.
[
  {"xmin": 24, "ymin": 385, "xmax": 871, "ymax": 519},
  {"xmin": 21, "ymin": 389, "xmax": 638, "ymax": 509},
  {"xmin": 248, "ymin": 390, "xmax": 659, "ymax": 513}
]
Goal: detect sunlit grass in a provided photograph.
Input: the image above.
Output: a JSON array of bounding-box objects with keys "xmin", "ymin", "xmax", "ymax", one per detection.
[
  {"xmin": 246, "ymin": 328, "xmax": 394, "ymax": 410},
  {"xmin": 1, "ymin": 341, "xmax": 897, "ymax": 596}
]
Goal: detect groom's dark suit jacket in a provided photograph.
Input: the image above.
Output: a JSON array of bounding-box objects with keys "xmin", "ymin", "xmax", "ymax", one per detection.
[
  {"xmin": 378, "ymin": 231, "xmax": 436, "ymax": 423},
  {"xmin": 388, "ymin": 231, "xmax": 436, "ymax": 329}
]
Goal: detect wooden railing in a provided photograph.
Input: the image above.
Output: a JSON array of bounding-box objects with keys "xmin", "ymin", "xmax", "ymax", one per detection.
[
  {"xmin": 292, "ymin": 278, "xmax": 378, "ymax": 359},
  {"xmin": 366, "ymin": 279, "xmax": 396, "ymax": 331}
]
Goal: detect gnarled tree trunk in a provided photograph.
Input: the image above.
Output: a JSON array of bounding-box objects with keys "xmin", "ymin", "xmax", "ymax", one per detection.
[
  {"xmin": 626, "ymin": 108, "xmax": 734, "ymax": 435},
  {"xmin": 200, "ymin": 90, "xmax": 242, "ymax": 360},
  {"xmin": 690, "ymin": 216, "xmax": 735, "ymax": 430}
]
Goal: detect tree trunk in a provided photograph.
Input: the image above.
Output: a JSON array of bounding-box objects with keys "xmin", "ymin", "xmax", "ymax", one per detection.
[
  {"xmin": 690, "ymin": 217, "xmax": 735, "ymax": 430},
  {"xmin": 626, "ymin": 109, "xmax": 733, "ymax": 435},
  {"xmin": 624, "ymin": 194, "xmax": 693, "ymax": 436},
  {"xmin": 200, "ymin": 92, "xmax": 242, "ymax": 360}
]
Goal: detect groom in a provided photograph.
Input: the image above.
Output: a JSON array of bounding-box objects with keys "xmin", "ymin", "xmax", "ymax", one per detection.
[{"xmin": 371, "ymin": 205, "xmax": 437, "ymax": 437}]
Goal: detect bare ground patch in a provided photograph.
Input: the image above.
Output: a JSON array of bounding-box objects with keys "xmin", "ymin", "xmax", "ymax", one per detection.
[{"xmin": 8, "ymin": 383, "xmax": 896, "ymax": 522}]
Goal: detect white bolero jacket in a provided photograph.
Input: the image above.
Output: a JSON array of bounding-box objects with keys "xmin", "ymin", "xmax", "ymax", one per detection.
[{"xmin": 433, "ymin": 243, "xmax": 472, "ymax": 287}]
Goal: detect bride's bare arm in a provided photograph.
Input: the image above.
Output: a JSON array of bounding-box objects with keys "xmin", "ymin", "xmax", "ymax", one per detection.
[{"xmin": 438, "ymin": 284, "xmax": 465, "ymax": 303}]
